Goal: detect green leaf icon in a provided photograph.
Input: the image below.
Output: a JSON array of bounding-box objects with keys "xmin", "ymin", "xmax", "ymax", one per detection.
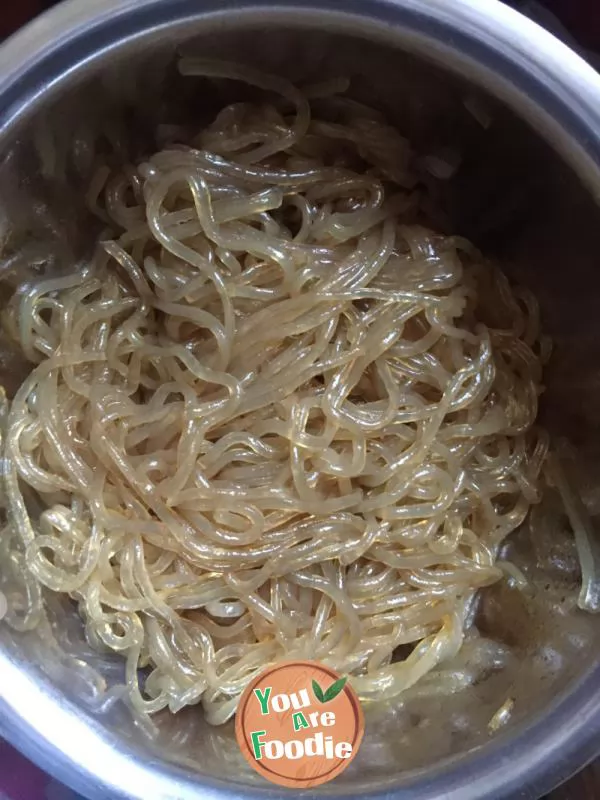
[
  {"xmin": 312, "ymin": 679, "xmax": 325, "ymax": 703},
  {"xmin": 323, "ymin": 676, "xmax": 347, "ymax": 702},
  {"xmin": 312, "ymin": 676, "xmax": 347, "ymax": 703}
]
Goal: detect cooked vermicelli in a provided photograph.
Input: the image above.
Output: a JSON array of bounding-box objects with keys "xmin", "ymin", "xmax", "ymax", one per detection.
[{"xmin": 0, "ymin": 60, "xmax": 552, "ymax": 725}]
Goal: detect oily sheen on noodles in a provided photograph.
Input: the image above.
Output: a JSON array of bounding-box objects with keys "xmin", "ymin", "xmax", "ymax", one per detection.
[{"xmin": 0, "ymin": 60, "xmax": 548, "ymax": 725}]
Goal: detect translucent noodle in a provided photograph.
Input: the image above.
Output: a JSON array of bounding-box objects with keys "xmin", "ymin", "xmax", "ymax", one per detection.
[{"xmin": 0, "ymin": 60, "xmax": 550, "ymax": 725}]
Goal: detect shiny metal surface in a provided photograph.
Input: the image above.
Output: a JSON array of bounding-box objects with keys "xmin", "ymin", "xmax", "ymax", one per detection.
[{"xmin": 2, "ymin": 1, "xmax": 600, "ymax": 799}]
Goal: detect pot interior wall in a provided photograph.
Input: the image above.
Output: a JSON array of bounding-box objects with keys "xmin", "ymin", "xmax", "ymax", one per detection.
[{"xmin": 1, "ymin": 19, "xmax": 600, "ymax": 795}]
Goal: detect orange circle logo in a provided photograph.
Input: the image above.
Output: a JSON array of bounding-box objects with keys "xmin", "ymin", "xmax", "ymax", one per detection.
[{"xmin": 235, "ymin": 661, "xmax": 364, "ymax": 788}]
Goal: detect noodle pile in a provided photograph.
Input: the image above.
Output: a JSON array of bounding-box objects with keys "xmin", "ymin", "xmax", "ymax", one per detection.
[{"xmin": 0, "ymin": 61, "xmax": 550, "ymax": 725}]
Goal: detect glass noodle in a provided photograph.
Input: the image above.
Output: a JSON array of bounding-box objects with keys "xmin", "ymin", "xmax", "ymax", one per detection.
[{"xmin": 0, "ymin": 59, "xmax": 564, "ymax": 726}]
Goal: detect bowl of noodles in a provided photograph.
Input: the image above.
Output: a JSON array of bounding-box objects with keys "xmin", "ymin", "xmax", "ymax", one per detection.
[{"xmin": 1, "ymin": 0, "xmax": 600, "ymax": 798}]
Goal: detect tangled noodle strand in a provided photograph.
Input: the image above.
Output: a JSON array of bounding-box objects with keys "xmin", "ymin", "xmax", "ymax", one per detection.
[{"xmin": 0, "ymin": 60, "xmax": 548, "ymax": 725}]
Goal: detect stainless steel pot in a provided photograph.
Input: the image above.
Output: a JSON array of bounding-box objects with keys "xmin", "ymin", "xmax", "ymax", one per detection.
[{"xmin": 2, "ymin": 1, "xmax": 600, "ymax": 798}]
